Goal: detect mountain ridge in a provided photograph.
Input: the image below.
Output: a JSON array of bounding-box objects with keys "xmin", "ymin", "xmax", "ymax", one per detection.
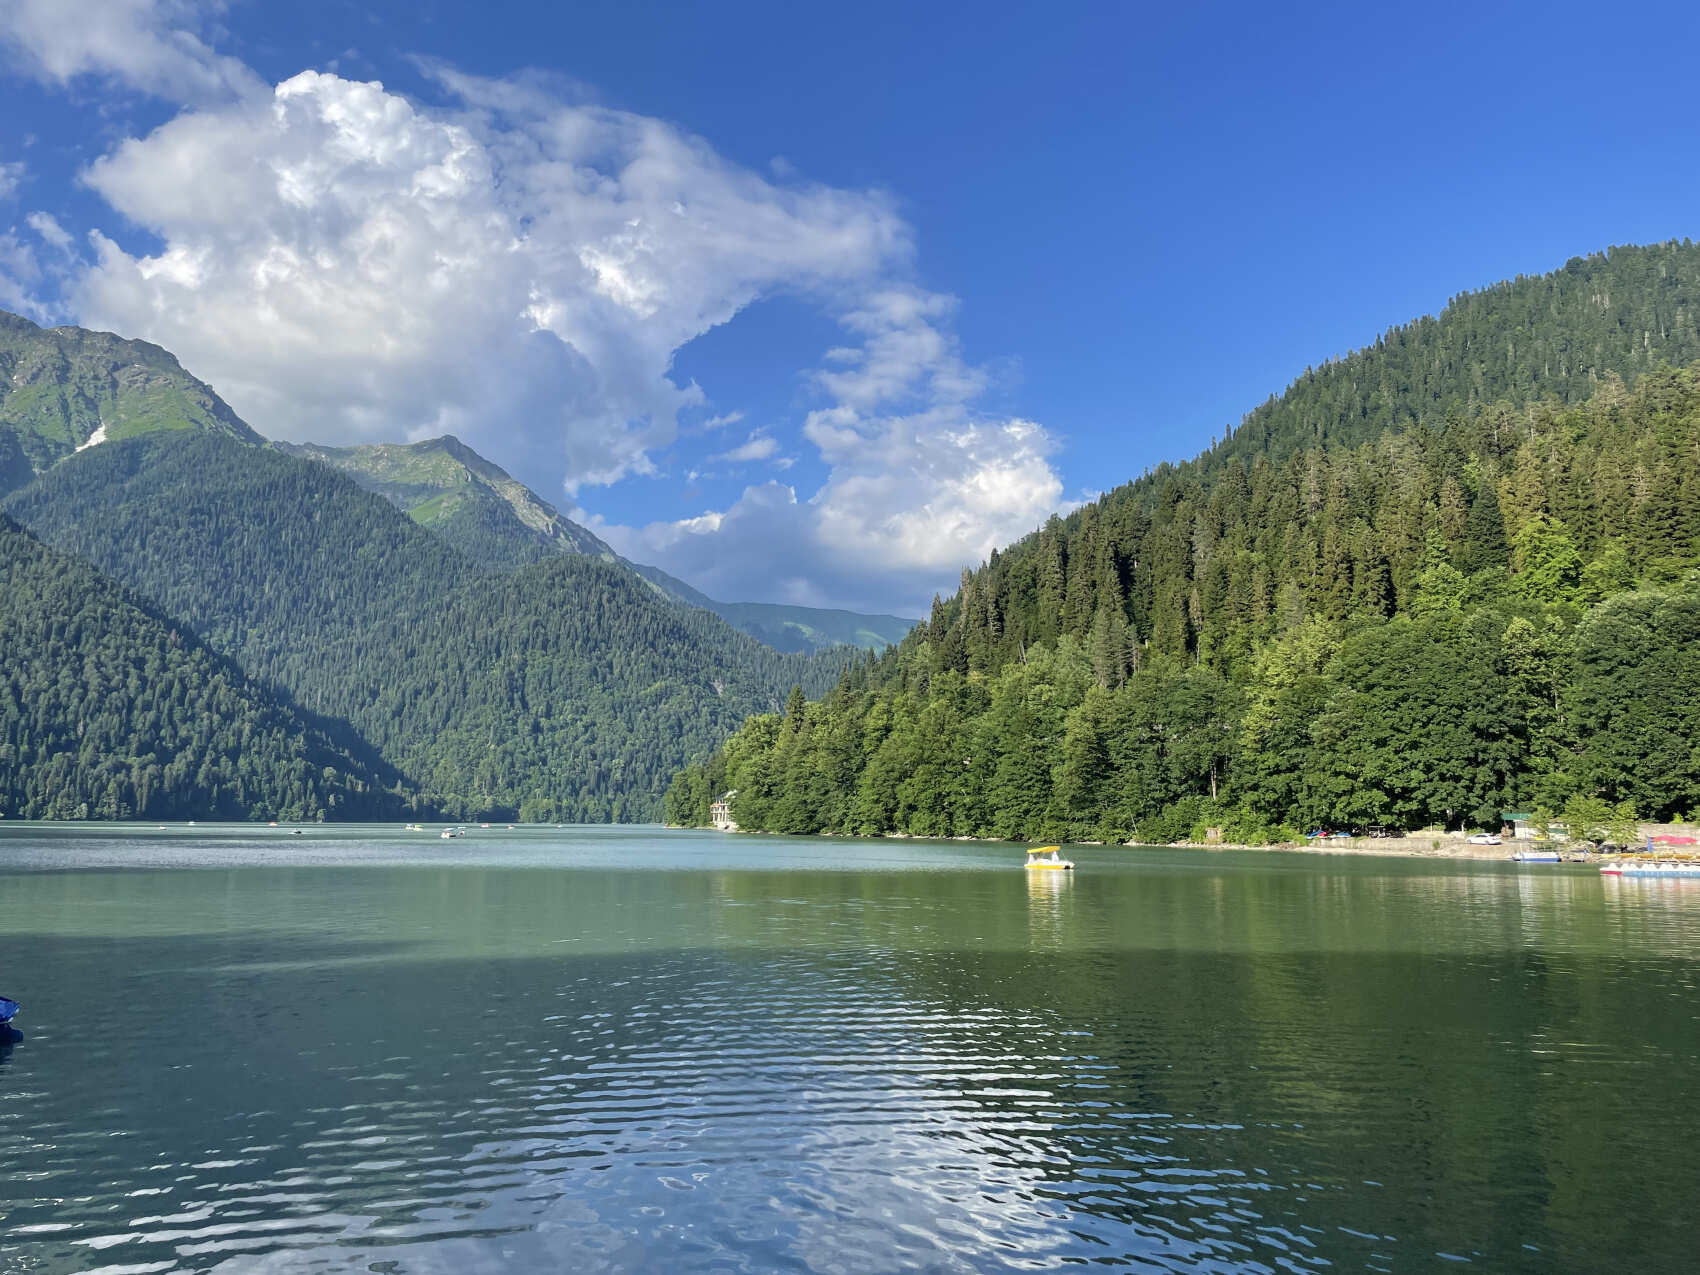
[
  {"xmin": 0, "ymin": 303, "xmax": 915, "ymax": 655},
  {"xmin": 287, "ymin": 434, "xmax": 918, "ymax": 652},
  {"xmin": 0, "ymin": 309, "xmax": 262, "ymax": 496}
]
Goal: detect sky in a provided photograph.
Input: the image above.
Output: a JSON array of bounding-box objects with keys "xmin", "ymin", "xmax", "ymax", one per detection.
[{"xmin": 3, "ymin": 1, "xmax": 1700, "ymax": 615}]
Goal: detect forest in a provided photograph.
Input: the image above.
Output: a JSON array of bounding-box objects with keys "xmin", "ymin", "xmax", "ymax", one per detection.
[
  {"xmin": 5, "ymin": 241, "xmax": 1700, "ymax": 825},
  {"xmin": 668, "ymin": 356, "xmax": 1700, "ymax": 842},
  {"xmin": 0, "ymin": 514, "xmax": 404, "ymax": 821},
  {"xmin": 4, "ymin": 434, "xmax": 849, "ymax": 820}
]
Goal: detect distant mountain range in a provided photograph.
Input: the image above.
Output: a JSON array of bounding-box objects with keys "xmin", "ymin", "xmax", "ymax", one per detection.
[
  {"xmin": 280, "ymin": 435, "xmax": 917, "ymax": 653},
  {"xmin": 0, "ymin": 306, "xmax": 914, "ymax": 655},
  {"xmin": 0, "ymin": 306, "xmax": 912, "ymax": 821}
]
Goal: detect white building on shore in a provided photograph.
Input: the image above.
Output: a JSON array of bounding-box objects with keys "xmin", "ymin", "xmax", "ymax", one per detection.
[{"xmin": 709, "ymin": 791, "xmax": 738, "ymax": 832}]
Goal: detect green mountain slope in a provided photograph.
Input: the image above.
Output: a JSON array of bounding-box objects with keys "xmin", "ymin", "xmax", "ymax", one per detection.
[
  {"xmin": 278, "ymin": 436, "xmax": 619, "ymax": 569},
  {"xmin": 670, "ymin": 244, "xmax": 1700, "ymax": 839},
  {"xmin": 1213, "ymin": 238, "xmax": 1700, "ymax": 468},
  {"xmin": 0, "ymin": 309, "xmax": 261, "ymax": 497},
  {"xmin": 293, "ymin": 434, "xmax": 918, "ymax": 651},
  {"xmin": 5, "ymin": 432, "xmax": 847, "ymax": 820},
  {"xmin": 0, "ymin": 512, "xmax": 403, "ymax": 821}
]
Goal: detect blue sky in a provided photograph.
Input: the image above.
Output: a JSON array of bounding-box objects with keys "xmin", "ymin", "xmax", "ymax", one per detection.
[{"xmin": 3, "ymin": 1, "xmax": 1699, "ymax": 613}]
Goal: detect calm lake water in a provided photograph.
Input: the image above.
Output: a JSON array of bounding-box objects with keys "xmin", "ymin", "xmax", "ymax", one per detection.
[{"xmin": 1, "ymin": 825, "xmax": 1697, "ymax": 1273}]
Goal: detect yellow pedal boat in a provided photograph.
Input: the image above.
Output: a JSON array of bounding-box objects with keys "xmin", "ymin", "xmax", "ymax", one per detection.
[{"xmin": 1025, "ymin": 845, "xmax": 1074, "ymax": 870}]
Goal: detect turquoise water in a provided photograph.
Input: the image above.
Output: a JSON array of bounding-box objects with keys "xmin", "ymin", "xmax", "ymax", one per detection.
[{"xmin": 1, "ymin": 823, "xmax": 1697, "ymax": 1272}]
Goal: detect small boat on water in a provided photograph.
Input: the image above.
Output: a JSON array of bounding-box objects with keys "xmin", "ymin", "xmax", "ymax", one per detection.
[
  {"xmin": 0, "ymin": 996, "xmax": 18, "ymax": 1026},
  {"xmin": 1025, "ymin": 845, "xmax": 1074, "ymax": 871},
  {"xmin": 1512, "ymin": 850, "xmax": 1561, "ymax": 863},
  {"xmin": 1601, "ymin": 859, "xmax": 1700, "ymax": 878}
]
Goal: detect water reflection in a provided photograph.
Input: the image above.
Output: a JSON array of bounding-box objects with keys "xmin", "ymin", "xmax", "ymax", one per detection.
[
  {"xmin": 0, "ymin": 830, "xmax": 1697, "ymax": 1273},
  {"xmin": 1024, "ymin": 864, "xmax": 1073, "ymax": 950}
]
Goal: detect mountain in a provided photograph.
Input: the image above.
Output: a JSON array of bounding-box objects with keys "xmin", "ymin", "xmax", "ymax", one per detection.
[
  {"xmin": 704, "ymin": 602, "xmax": 917, "ymax": 655},
  {"xmin": 0, "ymin": 512, "xmax": 404, "ymax": 821},
  {"xmin": 288, "ymin": 433, "xmax": 918, "ymax": 652},
  {"xmin": 277, "ymin": 435, "xmax": 619, "ymax": 568},
  {"xmin": 4, "ymin": 430, "xmax": 848, "ymax": 820},
  {"xmin": 669, "ymin": 243, "xmax": 1700, "ymax": 839},
  {"xmin": 626, "ymin": 562, "xmax": 916, "ymax": 653},
  {"xmin": 0, "ymin": 310, "xmax": 261, "ymax": 498},
  {"xmin": 0, "ymin": 307, "xmax": 916, "ymax": 657}
]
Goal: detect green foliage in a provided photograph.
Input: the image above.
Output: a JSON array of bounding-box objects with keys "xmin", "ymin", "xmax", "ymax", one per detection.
[
  {"xmin": 676, "ymin": 249, "xmax": 1700, "ymax": 837},
  {"xmin": 291, "ymin": 436, "xmax": 916, "ymax": 653},
  {"xmin": 6, "ymin": 433, "xmax": 848, "ymax": 821},
  {"xmin": 0, "ymin": 514, "xmax": 401, "ymax": 820},
  {"xmin": 1564, "ymin": 587, "xmax": 1700, "ymax": 815},
  {"xmin": 1134, "ymin": 796, "xmax": 1207, "ymax": 846},
  {"xmin": 280, "ymin": 436, "xmax": 619, "ymax": 570},
  {"xmin": 1562, "ymin": 795, "xmax": 1614, "ymax": 849},
  {"xmin": 1608, "ymin": 800, "xmax": 1642, "ymax": 850}
]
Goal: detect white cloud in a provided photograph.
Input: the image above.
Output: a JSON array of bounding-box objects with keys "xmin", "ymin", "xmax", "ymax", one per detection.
[
  {"xmin": 603, "ymin": 290, "xmax": 1066, "ymax": 613},
  {"xmin": 0, "ymin": 231, "xmax": 49, "ymax": 320},
  {"xmin": 24, "ymin": 211, "xmax": 71, "ymax": 252},
  {"xmin": 0, "ymin": 209, "xmax": 83, "ymax": 320},
  {"xmin": 13, "ymin": 3, "xmax": 1072, "ymax": 610},
  {"xmin": 710, "ymin": 432, "xmax": 780, "ymax": 464},
  {"xmin": 68, "ymin": 67, "xmax": 908, "ymax": 493},
  {"xmin": 0, "ymin": 0, "xmax": 263, "ymax": 104},
  {"xmin": 0, "ymin": 162, "xmax": 23, "ymax": 200}
]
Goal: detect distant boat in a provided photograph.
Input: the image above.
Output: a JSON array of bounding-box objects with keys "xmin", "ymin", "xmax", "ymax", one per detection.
[
  {"xmin": 1602, "ymin": 859, "xmax": 1700, "ymax": 878},
  {"xmin": 1512, "ymin": 850, "xmax": 1561, "ymax": 863},
  {"xmin": 0, "ymin": 996, "xmax": 17, "ymax": 1026},
  {"xmin": 1025, "ymin": 845, "xmax": 1074, "ymax": 871}
]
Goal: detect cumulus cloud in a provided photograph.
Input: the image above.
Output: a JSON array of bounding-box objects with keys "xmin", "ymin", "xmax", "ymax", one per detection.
[
  {"xmin": 0, "ymin": 0, "xmax": 262, "ymax": 104},
  {"xmin": 0, "ymin": 161, "xmax": 23, "ymax": 200},
  {"xmin": 69, "ymin": 67, "xmax": 908, "ymax": 491},
  {"xmin": 7, "ymin": 0, "xmax": 1072, "ymax": 610},
  {"xmin": 602, "ymin": 288, "xmax": 1067, "ymax": 613}
]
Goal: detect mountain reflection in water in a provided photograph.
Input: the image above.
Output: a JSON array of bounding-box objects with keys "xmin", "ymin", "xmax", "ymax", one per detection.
[{"xmin": 1, "ymin": 824, "xmax": 1697, "ymax": 1273}]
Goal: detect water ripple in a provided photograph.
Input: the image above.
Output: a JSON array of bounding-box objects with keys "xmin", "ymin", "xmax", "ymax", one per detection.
[{"xmin": 4, "ymin": 838, "xmax": 1700, "ymax": 1272}]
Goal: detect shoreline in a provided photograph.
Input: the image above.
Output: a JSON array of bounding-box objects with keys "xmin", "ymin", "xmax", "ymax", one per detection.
[
  {"xmin": 713, "ymin": 827, "xmax": 1561, "ymax": 861},
  {"xmin": 1156, "ymin": 838, "xmax": 1518, "ymax": 861}
]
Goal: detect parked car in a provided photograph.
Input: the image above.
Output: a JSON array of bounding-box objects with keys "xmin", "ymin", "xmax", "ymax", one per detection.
[{"xmin": 1466, "ymin": 832, "xmax": 1503, "ymax": 845}]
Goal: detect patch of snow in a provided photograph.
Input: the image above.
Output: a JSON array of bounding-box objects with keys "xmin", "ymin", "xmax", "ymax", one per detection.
[{"xmin": 75, "ymin": 423, "xmax": 108, "ymax": 451}]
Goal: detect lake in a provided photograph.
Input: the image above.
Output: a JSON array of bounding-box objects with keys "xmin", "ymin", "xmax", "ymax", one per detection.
[{"xmin": 1, "ymin": 824, "xmax": 1696, "ymax": 1273}]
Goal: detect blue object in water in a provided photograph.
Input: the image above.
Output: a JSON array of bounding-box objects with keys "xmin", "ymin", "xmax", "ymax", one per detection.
[{"xmin": 0, "ymin": 996, "xmax": 17, "ymax": 1024}]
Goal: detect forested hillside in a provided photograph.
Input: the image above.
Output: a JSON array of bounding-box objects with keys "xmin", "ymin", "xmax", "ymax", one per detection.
[
  {"xmin": 278, "ymin": 435, "xmax": 620, "ymax": 570},
  {"xmin": 5, "ymin": 433, "xmax": 847, "ymax": 820},
  {"xmin": 669, "ymin": 245, "xmax": 1700, "ymax": 841},
  {"xmin": 293, "ymin": 435, "xmax": 918, "ymax": 652},
  {"xmin": 0, "ymin": 514, "xmax": 403, "ymax": 821}
]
